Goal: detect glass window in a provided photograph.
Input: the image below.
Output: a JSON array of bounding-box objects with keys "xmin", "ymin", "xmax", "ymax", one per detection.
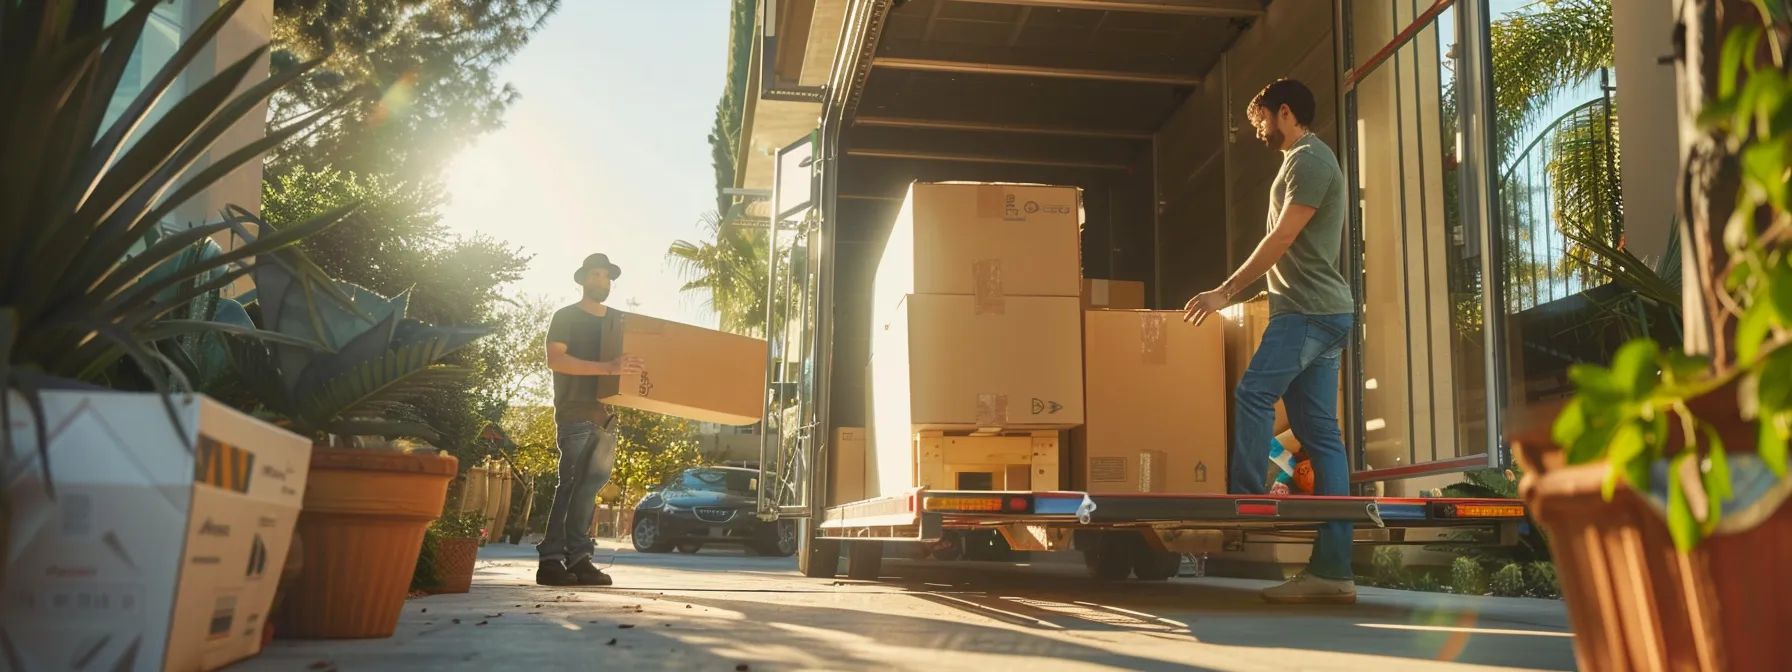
[
  {"xmin": 1348, "ymin": 0, "xmax": 1490, "ymax": 472},
  {"xmin": 103, "ymin": 1, "xmax": 191, "ymax": 144}
]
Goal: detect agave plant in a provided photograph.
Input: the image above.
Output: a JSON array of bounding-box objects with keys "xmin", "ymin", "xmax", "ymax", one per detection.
[
  {"xmin": 1, "ymin": 0, "xmax": 360, "ymax": 486},
  {"xmin": 221, "ymin": 215, "xmax": 493, "ymax": 444}
]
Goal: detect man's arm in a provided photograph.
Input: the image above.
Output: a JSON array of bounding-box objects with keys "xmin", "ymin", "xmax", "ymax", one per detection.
[
  {"xmin": 545, "ymin": 341, "xmax": 621, "ymax": 376},
  {"xmin": 542, "ymin": 312, "xmax": 642, "ymax": 375},
  {"xmin": 1216, "ymin": 203, "xmax": 1318, "ymax": 298}
]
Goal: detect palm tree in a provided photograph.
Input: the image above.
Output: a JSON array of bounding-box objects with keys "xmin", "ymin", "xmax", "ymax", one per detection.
[{"xmin": 666, "ymin": 211, "xmax": 776, "ymax": 336}]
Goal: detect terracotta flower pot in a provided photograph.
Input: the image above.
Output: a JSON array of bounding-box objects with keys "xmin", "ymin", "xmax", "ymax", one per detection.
[
  {"xmin": 430, "ymin": 537, "xmax": 481, "ymax": 594},
  {"xmin": 274, "ymin": 448, "xmax": 458, "ymax": 639},
  {"xmin": 1511, "ymin": 399, "xmax": 1792, "ymax": 671}
]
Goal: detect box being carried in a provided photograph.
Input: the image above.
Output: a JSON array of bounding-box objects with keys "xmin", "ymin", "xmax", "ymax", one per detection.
[
  {"xmin": 1076, "ymin": 310, "xmax": 1227, "ymax": 494},
  {"xmin": 3, "ymin": 391, "xmax": 310, "ymax": 671},
  {"xmin": 599, "ymin": 312, "xmax": 769, "ymax": 426}
]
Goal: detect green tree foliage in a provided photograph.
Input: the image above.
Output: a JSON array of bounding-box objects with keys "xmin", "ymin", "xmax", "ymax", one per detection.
[
  {"xmin": 267, "ymin": 0, "xmax": 562, "ymax": 183},
  {"xmin": 610, "ymin": 408, "xmax": 709, "ymax": 508},
  {"xmin": 666, "ymin": 211, "xmax": 774, "ymax": 336},
  {"xmin": 709, "ymin": 0, "xmax": 758, "ymax": 213},
  {"xmin": 261, "ymin": 167, "xmax": 531, "ymax": 462},
  {"xmin": 1489, "ymin": 0, "xmax": 1615, "ymax": 160}
]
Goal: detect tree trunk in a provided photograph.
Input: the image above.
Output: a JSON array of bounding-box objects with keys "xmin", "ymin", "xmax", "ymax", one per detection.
[
  {"xmin": 518, "ymin": 482, "xmax": 536, "ymax": 534},
  {"xmin": 1677, "ymin": 0, "xmax": 1762, "ymax": 369}
]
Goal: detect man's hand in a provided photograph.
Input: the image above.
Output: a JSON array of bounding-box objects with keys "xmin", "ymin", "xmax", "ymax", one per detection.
[
  {"xmin": 1183, "ymin": 288, "xmax": 1230, "ymax": 326},
  {"xmin": 608, "ymin": 354, "xmax": 646, "ymax": 375}
]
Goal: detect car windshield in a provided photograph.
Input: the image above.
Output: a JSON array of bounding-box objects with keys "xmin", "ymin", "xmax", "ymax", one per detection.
[{"xmin": 674, "ymin": 469, "xmax": 757, "ymax": 496}]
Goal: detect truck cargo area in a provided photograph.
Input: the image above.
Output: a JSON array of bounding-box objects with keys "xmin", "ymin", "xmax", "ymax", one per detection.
[{"xmin": 737, "ymin": 0, "xmax": 1534, "ymax": 579}]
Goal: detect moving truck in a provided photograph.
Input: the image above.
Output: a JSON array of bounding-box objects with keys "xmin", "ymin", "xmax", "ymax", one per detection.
[{"xmin": 734, "ymin": 0, "xmax": 1531, "ymax": 581}]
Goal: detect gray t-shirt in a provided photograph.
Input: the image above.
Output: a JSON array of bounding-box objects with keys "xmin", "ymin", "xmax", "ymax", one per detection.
[{"xmin": 1266, "ymin": 133, "xmax": 1355, "ymax": 317}]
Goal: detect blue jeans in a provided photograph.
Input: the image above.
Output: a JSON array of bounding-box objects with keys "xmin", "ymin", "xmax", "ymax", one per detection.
[
  {"xmin": 1230, "ymin": 313, "xmax": 1355, "ymax": 581},
  {"xmin": 537, "ymin": 420, "xmax": 618, "ymax": 564}
]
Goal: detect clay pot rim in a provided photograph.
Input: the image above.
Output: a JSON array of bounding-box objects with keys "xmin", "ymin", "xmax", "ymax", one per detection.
[{"xmin": 309, "ymin": 446, "xmax": 459, "ymax": 477}]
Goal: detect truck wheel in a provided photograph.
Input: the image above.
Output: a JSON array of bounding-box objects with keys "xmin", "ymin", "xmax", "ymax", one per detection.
[
  {"xmin": 847, "ymin": 540, "xmax": 884, "ymax": 581},
  {"xmin": 798, "ymin": 526, "xmax": 840, "ymax": 578},
  {"xmin": 1083, "ymin": 532, "xmax": 1137, "ymax": 581},
  {"xmin": 1132, "ymin": 549, "xmax": 1182, "ymax": 581}
]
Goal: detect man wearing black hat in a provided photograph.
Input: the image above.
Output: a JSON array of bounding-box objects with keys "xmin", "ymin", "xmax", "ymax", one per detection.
[{"xmin": 536, "ymin": 253, "xmax": 644, "ymax": 586}]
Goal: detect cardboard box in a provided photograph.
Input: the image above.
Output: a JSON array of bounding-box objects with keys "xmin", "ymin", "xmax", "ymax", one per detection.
[
  {"xmin": 869, "ymin": 295, "xmax": 1084, "ymax": 496},
  {"xmin": 3, "ymin": 391, "xmax": 311, "ymax": 671},
  {"xmin": 600, "ymin": 313, "xmax": 769, "ymax": 426},
  {"xmin": 1077, "ymin": 310, "xmax": 1227, "ymax": 494},
  {"xmin": 830, "ymin": 427, "xmax": 867, "ymax": 506},
  {"xmin": 873, "ymin": 182, "xmax": 1083, "ymax": 329},
  {"xmin": 1082, "ymin": 279, "xmax": 1146, "ymax": 310}
]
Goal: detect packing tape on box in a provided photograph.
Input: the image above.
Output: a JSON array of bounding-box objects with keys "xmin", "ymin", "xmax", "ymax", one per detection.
[
  {"xmin": 1139, "ymin": 312, "xmax": 1168, "ymax": 365},
  {"xmin": 976, "ymin": 184, "xmax": 1009, "ymax": 219},
  {"xmin": 973, "ymin": 259, "xmax": 1005, "ymax": 315},
  {"xmin": 976, "ymin": 393, "xmax": 1009, "ymax": 426}
]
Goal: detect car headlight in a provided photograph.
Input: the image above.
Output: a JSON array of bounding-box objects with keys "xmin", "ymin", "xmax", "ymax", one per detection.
[{"xmin": 663, "ymin": 504, "xmax": 689, "ymax": 514}]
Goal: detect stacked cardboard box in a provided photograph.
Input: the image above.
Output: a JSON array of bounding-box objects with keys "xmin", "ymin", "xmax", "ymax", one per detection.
[
  {"xmin": 1081, "ymin": 279, "xmax": 1146, "ymax": 310},
  {"xmin": 867, "ymin": 182, "xmax": 1086, "ymax": 497},
  {"xmin": 1073, "ymin": 310, "xmax": 1228, "ymax": 493}
]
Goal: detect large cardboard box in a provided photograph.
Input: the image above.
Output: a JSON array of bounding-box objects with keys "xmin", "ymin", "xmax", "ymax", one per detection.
[
  {"xmin": 1077, "ymin": 310, "xmax": 1227, "ymax": 494},
  {"xmin": 830, "ymin": 427, "xmax": 867, "ymax": 506},
  {"xmin": 1082, "ymin": 279, "xmax": 1146, "ymax": 310},
  {"xmin": 600, "ymin": 312, "xmax": 769, "ymax": 426},
  {"xmin": 3, "ymin": 391, "xmax": 311, "ymax": 671},
  {"xmin": 868, "ymin": 294, "xmax": 1084, "ymax": 496},
  {"xmin": 873, "ymin": 182, "xmax": 1083, "ymax": 329}
]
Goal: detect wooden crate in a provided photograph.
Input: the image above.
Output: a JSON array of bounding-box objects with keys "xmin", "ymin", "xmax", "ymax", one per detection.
[{"xmin": 915, "ymin": 430, "xmax": 1061, "ymax": 491}]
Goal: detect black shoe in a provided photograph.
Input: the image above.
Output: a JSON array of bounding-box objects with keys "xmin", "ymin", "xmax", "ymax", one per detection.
[
  {"xmin": 536, "ymin": 560, "xmax": 578, "ymax": 587},
  {"xmin": 567, "ymin": 558, "xmax": 614, "ymax": 586}
]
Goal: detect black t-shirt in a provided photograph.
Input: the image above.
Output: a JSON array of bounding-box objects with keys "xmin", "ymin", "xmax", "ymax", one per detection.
[{"xmin": 547, "ymin": 304, "xmax": 622, "ymax": 423}]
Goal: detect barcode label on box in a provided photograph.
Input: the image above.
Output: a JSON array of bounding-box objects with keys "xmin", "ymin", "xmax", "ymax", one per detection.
[{"xmin": 1090, "ymin": 457, "xmax": 1126, "ymax": 483}]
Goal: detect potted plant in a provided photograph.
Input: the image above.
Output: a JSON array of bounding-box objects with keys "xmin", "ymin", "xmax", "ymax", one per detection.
[
  {"xmin": 0, "ymin": 0, "xmax": 355, "ymax": 667},
  {"xmin": 219, "ymin": 253, "xmax": 490, "ymax": 639},
  {"xmin": 427, "ymin": 510, "xmax": 489, "ymax": 594},
  {"xmin": 1513, "ymin": 3, "xmax": 1792, "ymax": 670}
]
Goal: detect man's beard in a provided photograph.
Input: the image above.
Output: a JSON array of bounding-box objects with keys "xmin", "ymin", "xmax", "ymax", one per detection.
[
  {"xmin": 585, "ymin": 286, "xmax": 611, "ymax": 303},
  {"xmin": 1262, "ymin": 127, "xmax": 1285, "ymax": 150}
]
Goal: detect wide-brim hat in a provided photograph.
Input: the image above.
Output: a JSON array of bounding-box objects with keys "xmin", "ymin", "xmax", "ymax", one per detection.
[{"xmin": 574, "ymin": 253, "xmax": 622, "ymax": 283}]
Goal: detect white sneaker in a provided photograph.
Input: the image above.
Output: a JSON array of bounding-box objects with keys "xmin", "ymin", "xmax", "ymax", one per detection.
[{"xmin": 1261, "ymin": 571, "xmax": 1357, "ymax": 604}]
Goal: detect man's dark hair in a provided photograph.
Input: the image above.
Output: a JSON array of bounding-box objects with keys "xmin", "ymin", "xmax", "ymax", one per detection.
[{"xmin": 1250, "ymin": 79, "xmax": 1317, "ymax": 128}]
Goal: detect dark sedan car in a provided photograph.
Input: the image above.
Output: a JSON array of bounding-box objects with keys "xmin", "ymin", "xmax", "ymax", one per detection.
[{"xmin": 631, "ymin": 467, "xmax": 797, "ymax": 557}]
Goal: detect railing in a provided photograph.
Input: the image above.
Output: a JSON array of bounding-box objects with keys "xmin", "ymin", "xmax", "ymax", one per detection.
[{"xmin": 1496, "ymin": 75, "xmax": 1623, "ymax": 314}]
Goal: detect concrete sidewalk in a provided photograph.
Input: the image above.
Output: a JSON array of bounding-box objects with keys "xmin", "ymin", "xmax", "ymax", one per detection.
[{"xmin": 236, "ymin": 541, "xmax": 1576, "ymax": 672}]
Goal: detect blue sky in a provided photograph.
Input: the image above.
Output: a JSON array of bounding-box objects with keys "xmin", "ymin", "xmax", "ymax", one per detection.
[{"xmin": 441, "ymin": 1, "xmax": 731, "ymax": 328}]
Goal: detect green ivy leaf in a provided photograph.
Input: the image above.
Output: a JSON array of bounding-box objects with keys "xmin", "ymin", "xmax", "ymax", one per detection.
[
  {"xmin": 1721, "ymin": 25, "xmax": 1764, "ymax": 99},
  {"xmin": 1758, "ymin": 347, "xmax": 1792, "ymax": 414},
  {"xmin": 1552, "ymin": 398, "xmax": 1588, "ymax": 448},
  {"xmin": 1660, "ymin": 350, "xmax": 1711, "ymax": 388},
  {"xmin": 1666, "ymin": 451, "xmax": 1703, "ymax": 552},
  {"xmin": 1568, "ymin": 363, "xmax": 1622, "ymax": 401},
  {"xmin": 1742, "ymin": 139, "xmax": 1791, "ymax": 213},
  {"xmin": 1611, "ymin": 340, "xmax": 1663, "ymax": 399},
  {"xmin": 1603, "ymin": 422, "xmax": 1647, "ymax": 501},
  {"xmin": 1703, "ymin": 425, "xmax": 1732, "ymax": 532},
  {"xmin": 1728, "ymin": 260, "xmax": 1754, "ymax": 292},
  {"xmin": 1764, "ymin": 413, "xmax": 1791, "ymax": 478},
  {"xmin": 1738, "ymin": 300, "xmax": 1776, "ymax": 364}
]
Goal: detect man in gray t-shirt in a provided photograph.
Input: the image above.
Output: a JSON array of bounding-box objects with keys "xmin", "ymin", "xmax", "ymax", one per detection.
[{"xmin": 1184, "ymin": 79, "xmax": 1357, "ymax": 605}]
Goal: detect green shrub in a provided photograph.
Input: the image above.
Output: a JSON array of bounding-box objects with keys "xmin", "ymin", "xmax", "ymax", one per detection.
[
  {"xmin": 1450, "ymin": 556, "xmax": 1487, "ymax": 595},
  {"xmin": 432, "ymin": 510, "xmax": 488, "ymax": 540},
  {"xmin": 1491, "ymin": 562, "xmax": 1528, "ymax": 597},
  {"xmin": 411, "ymin": 528, "xmax": 444, "ymax": 593},
  {"xmin": 1527, "ymin": 562, "xmax": 1561, "ymax": 598}
]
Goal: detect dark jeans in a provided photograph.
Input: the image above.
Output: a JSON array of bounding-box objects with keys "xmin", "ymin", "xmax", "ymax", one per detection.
[
  {"xmin": 1229, "ymin": 312, "xmax": 1355, "ymax": 581},
  {"xmin": 537, "ymin": 419, "xmax": 618, "ymax": 564}
]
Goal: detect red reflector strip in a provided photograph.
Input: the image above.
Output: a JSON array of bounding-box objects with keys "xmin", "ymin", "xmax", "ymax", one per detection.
[
  {"xmin": 1237, "ymin": 502, "xmax": 1280, "ymax": 516},
  {"xmin": 1007, "ymin": 497, "xmax": 1029, "ymax": 512}
]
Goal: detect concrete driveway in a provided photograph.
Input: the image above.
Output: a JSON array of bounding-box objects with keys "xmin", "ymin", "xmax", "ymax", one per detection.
[{"xmin": 240, "ymin": 542, "xmax": 1577, "ymax": 671}]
